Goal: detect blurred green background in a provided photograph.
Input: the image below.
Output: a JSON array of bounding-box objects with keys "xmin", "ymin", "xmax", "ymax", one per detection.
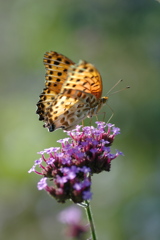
[{"xmin": 0, "ymin": 0, "xmax": 160, "ymax": 239}]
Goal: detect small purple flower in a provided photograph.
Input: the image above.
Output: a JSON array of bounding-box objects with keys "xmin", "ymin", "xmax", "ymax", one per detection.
[
  {"xmin": 28, "ymin": 158, "xmax": 43, "ymax": 174},
  {"xmin": 44, "ymin": 147, "xmax": 60, "ymax": 154},
  {"xmin": 112, "ymin": 127, "xmax": 120, "ymax": 135},
  {"xmin": 56, "ymin": 175, "xmax": 68, "ymax": 185},
  {"xmin": 83, "ymin": 191, "xmax": 93, "ymax": 200},
  {"xmin": 61, "ymin": 166, "xmax": 77, "ymax": 180},
  {"xmin": 30, "ymin": 122, "xmax": 122, "ymax": 203},
  {"xmin": 37, "ymin": 177, "xmax": 47, "ymax": 190}
]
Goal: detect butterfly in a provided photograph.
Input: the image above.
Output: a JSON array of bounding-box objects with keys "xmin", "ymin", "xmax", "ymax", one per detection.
[{"xmin": 36, "ymin": 51, "xmax": 108, "ymax": 132}]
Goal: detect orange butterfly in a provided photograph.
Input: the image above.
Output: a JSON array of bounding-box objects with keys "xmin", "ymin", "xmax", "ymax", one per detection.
[{"xmin": 36, "ymin": 51, "xmax": 108, "ymax": 131}]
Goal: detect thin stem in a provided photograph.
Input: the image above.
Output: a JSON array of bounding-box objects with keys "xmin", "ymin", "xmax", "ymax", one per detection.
[{"xmin": 84, "ymin": 201, "xmax": 97, "ymax": 240}]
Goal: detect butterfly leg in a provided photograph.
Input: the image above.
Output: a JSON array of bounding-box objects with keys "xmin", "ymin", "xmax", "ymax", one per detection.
[{"xmin": 106, "ymin": 103, "xmax": 114, "ymax": 123}]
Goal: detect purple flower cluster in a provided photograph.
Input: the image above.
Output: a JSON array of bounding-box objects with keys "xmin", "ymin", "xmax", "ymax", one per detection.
[
  {"xmin": 29, "ymin": 122, "xmax": 123, "ymax": 203},
  {"xmin": 58, "ymin": 206, "xmax": 89, "ymax": 238}
]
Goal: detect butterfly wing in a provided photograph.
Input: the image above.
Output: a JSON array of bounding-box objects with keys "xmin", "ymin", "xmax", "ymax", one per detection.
[
  {"xmin": 36, "ymin": 51, "xmax": 74, "ymax": 121},
  {"xmin": 44, "ymin": 89, "xmax": 98, "ymax": 131},
  {"xmin": 62, "ymin": 60, "xmax": 103, "ymax": 99},
  {"xmin": 43, "ymin": 60, "xmax": 103, "ymax": 131}
]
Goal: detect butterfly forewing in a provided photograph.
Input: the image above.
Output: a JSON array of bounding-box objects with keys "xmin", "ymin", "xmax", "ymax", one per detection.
[
  {"xmin": 36, "ymin": 51, "xmax": 74, "ymax": 121},
  {"xmin": 62, "ymin": 60, "xmax": 103, "ymax": 100}
]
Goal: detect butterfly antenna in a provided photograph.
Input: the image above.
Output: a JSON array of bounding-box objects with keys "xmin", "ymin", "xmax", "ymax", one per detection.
[
  {"xmin": 107, "ymin": 79, "xmax": 123, "ymax": 95},
  {"xmin": 107, "ymin": 79, "xmax": 130, "ymax": 96},
  {"xmin": 109, "ymin": 86, "xmax": 130, "ymax": 96}
]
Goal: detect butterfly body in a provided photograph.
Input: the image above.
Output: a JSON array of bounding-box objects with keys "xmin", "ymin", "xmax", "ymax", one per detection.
[{"xmin": 36, "ymin": 51, "xmax": 108, "ymax": 131}]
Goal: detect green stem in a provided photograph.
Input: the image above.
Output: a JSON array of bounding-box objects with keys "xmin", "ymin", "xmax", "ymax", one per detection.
[{"xmin": 84, "ymin": 201, "xmax": 97, "ymax": 240}]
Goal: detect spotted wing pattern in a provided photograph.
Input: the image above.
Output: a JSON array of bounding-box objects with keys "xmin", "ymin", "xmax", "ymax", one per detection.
[
  {"xmin": 63, "ymin": 60, "xmax": 103, "ymax": 99},
  {"xmin": 36, "ymin": 51, "xmax": 74, "ymax": 121},
  {"xmin": 36, "ymin": 52, "xmax": 108, "ymax": 132}
]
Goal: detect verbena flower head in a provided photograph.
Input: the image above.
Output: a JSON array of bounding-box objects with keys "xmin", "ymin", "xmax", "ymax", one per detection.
[
  {"xmin": 58, "ymin": 206, "xmax": 89, "ymax": 239},
  {"xmin": 58, "ymin": 206, "xmax": 82, "ymax": 225},
  {"xmin": 29, "ymin": 122, "xmax": 123, "ymax": 203}
]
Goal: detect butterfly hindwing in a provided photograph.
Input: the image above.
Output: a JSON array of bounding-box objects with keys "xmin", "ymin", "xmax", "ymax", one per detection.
[{"xmin": 43, "ymin": 89, "xmax": 98, "ymax": 131}]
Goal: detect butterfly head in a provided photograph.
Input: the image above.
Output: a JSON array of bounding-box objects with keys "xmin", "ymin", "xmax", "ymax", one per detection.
[{"xmin": 101, "ymin": 96, "xmax": 108, "ymax": 104}]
